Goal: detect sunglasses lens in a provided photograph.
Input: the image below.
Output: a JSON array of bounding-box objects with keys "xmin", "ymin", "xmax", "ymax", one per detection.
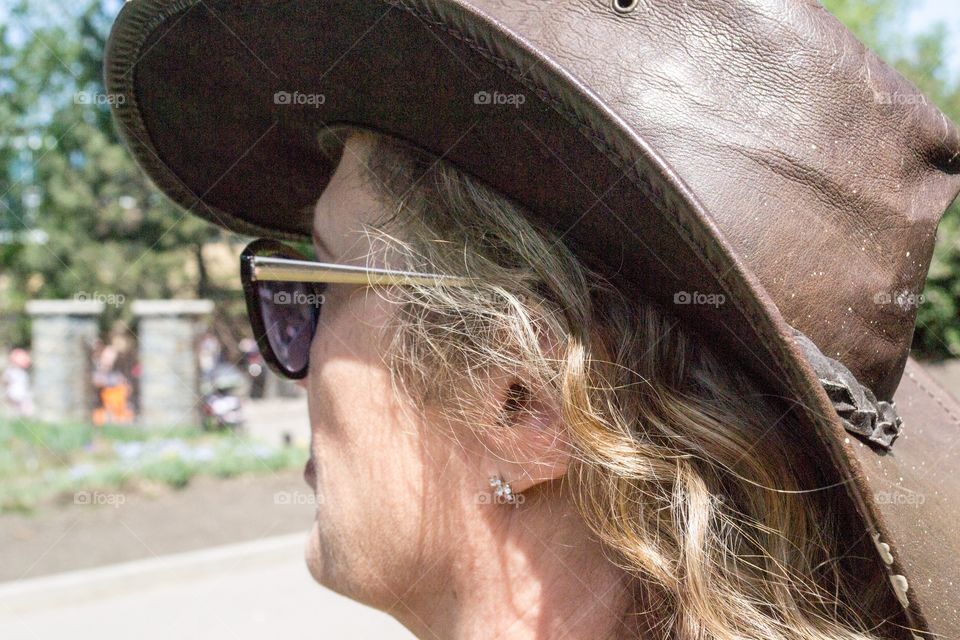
[{"xmin": 256, "ymin": 279, "xmax": 322, "ymax": 375}]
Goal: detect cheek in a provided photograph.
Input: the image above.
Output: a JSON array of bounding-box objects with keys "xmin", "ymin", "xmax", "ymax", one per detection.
[
  {"xmin": 306, "ymin": 291, "xmax": 391, "ymax": 442},
  {"xmin": 304, "ymin": 293, "xmax": 444, "ymax": 557},
  {"xmin": 305, "ymin": 290, "xmax": 424, "ymax": 486},
  {"xmin": 309, "ymin": 356, "xmax": 394, "ymax": 446}
]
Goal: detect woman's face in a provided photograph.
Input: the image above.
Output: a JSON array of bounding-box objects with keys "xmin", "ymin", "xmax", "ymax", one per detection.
[
  {"xmin": 302, "ymin": 135, "xmax": 471, "ymax": 612},
  {"xmin": 300, "ymin": 135, "xmax": 578, "ymax": 631}
]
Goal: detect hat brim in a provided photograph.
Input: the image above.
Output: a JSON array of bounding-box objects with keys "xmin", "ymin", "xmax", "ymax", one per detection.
[
  {"xmin": 105, "ymin": 0, "xmax": 950, "ymax": 632},
  {"xmin": 857, "ymin": 357, "xmax": 960, "ymax": 627}
]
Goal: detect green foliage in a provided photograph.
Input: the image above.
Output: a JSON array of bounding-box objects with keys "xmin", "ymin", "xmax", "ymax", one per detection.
[
  {"xmin": 0, "ymin": 0, "xmax": 247, "ymax": 350},
  {"xmin": 210, "ymin": 444, "xmax": 304, "ymax": 479},
  {"xmin": 819, "ymin": 0, "xmax": 906, "ymax": 52},
  {"xmin": 0, "ymin": 416, "xmax": 307, "ymax": 513},
  {"xmin": 139, "ymin": 457, "xmax": 196, "ymax": 490},
  {"xmin": 0, "ymin": 417, "xmax": 204, "ymax": 481}
]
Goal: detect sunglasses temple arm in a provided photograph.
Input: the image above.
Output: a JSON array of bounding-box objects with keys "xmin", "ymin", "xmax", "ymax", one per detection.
[{"xmin": 252, "ymin": 262, "xmax": 474, "ymax": 287}]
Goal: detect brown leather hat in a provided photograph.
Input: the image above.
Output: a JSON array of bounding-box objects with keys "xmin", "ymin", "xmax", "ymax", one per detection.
[{"xmin": 104, "ymin": 0, "xmax": 960, "ymax": 635}]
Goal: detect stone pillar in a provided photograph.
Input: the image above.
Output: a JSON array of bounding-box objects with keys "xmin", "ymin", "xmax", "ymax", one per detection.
[
  {"xmin": 25, "ymin": 299, "xmax": 104, "ymax": 423},
  {"xmin": 132, "ymin": 300, "xmax": 214, "ymax": 428}
]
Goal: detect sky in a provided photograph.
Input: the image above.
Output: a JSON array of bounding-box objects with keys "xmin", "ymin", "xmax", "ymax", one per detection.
[{"xmin": 906, "ymin": 0, "xmax": 960, "ymax": 76}]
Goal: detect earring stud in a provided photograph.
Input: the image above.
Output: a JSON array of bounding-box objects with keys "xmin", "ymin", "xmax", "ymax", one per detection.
[{"xmin": 489, "ymin": 475, "xmax": 518, "ymax": 505}]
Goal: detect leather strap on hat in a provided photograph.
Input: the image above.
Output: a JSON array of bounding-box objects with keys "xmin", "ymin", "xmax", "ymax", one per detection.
[{"xmin": 790, "ymin": 327, "xmax": 904, "ymax": 450}]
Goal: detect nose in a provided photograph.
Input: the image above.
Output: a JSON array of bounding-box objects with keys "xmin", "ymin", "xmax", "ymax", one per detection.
[{"xmin": 294, "ymin": 377, "xmax": 309, "ymax": 391}]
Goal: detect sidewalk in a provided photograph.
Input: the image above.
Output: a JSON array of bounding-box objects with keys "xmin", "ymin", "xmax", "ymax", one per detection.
[{"xmin": 0, "ymin": 534, "xmax": 415, "ymax": 640}]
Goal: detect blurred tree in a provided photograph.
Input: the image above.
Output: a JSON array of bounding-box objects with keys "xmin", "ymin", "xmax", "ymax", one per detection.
[
  {"xmin": 0, "ymin": 0, "xmax": 248, "ymax": 353},
  {"xmin": 820, "ymin": 0, "xmax": 908, "ymax": 52},
  {"xmin": 825, "ymin": 0, "xmax": 960, "ymax": 358}
]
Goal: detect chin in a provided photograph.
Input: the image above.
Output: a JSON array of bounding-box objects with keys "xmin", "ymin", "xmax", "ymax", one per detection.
[
  {"xmin": 304, "ymin": 519, "xmax": 329, "ymax": 586},
  {"xmin": 304, "ymin": 518, "xmax": 353, "ymax": 598},
  {"xmin": 303, "ymin": 518, "xmax": 398, "ymax": 612}
]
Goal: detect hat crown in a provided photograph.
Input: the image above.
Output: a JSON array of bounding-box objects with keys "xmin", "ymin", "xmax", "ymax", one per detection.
[{"xmin": 475, "ymin": 0, "xmax": 960, "ymax": 398}]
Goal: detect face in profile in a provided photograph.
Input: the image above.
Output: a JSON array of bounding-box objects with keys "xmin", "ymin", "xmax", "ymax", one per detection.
[{"xmin": 300, "ymin": 135, "xmax": 508, "ymax": 614}]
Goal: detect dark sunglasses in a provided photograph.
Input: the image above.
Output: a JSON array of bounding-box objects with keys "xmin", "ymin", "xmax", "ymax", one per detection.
[{"xmin": 240, "ymin": 238, "xmax": 473, "ymax": 379}]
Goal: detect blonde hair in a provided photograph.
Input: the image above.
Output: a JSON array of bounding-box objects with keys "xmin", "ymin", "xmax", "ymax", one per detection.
[{"xmin": 321, "ymin": 126, "xmax": 907, "ymax": 639}]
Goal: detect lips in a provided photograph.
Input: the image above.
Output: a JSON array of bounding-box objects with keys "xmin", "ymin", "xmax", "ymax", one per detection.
[{"xmin": 304, "ymin": 457, "xmax": 317, "ymax": 486}]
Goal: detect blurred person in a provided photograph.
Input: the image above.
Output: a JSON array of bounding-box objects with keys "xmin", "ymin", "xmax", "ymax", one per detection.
[
  {"xmin": 92, "ymin": 370, "xmax": 134, "ymax": 425},
  {"xmin": 200, "ymin": 362, "xmax": 246, "ymax": 433},
  {"xmin": 2, "ymin": 348, "xmax": 33, "ymax": 418},
  {"xmin": 92, "ymin": 343, "xmax": 119, "ymax": 390},
  {"xmin": 239, "ymin": 337, "xmax": 266, "ymax": 398},
  {"xmin": 92, "ymin": 343, "xmax": 134, "ymax": 425},
  {"xmin": 106, "ymin": 1, "xmax": 960, "ymax": 639},
  {"xmin": 197, "ymin": 331, "xmax": 222, "ymax": 378}
]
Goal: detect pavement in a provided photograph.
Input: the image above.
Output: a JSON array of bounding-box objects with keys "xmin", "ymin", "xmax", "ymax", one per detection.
[
  {"xmin": 0, "ymin": 534, "xmax": 415, "ymax": 640},
  {"xmin": 0, "ymin": 470, "xmax": 315, "ymax": 582},
  {"xmin": 0, "ymin": 398, "xmax": 316, "ymax": 583},
  {"xmin": 0, "ymin": 396, "xmax": 415, "ymax": 639}
]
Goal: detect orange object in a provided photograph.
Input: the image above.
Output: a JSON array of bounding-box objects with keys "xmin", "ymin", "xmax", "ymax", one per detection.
[{"xmin": 93, "ymin": 383, "xmax": 134, "ymax": 425}]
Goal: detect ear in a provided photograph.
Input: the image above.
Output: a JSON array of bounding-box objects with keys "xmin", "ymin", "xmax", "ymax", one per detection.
[{"xmin": 479, "ymin": 371, "xmax": 569, "ymax": 495}]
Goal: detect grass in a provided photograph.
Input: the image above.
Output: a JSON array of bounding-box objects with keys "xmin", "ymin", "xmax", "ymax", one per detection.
[{"xmin": 0, "ymin": 417, "xmax": 307, "ymax": 514}]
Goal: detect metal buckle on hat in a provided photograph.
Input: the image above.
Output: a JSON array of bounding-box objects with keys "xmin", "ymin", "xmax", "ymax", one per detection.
[{"xmin": 790, "ymin": 327, "xmax": 903, "ymax": 450}]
